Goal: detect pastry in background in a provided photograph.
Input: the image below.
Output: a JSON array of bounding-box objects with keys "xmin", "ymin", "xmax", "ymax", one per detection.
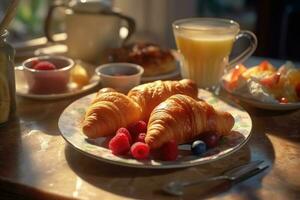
[{"xmin": 107, "ymin": 42, "xmax": 177, "ymax": 77}]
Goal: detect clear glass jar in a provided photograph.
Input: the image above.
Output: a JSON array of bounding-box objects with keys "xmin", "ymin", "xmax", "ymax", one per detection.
[{"xmin": 0, "ymin": 30, "xmax": 16, "ymax": 125}]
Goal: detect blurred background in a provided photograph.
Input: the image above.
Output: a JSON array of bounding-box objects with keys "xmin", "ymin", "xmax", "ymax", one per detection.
[{"xmin": 1, "ymin": 0, "xmax": 300, "ymax": 61}]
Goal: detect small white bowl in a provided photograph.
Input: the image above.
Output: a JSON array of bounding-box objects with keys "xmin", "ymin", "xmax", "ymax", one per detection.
[
  {"xmin": 20, "ymin": 55, "xmax": 75, "ymax": 94},
  {"xmin": 95, "ymin": 63, "xmax": 144, "ymax": 93}
]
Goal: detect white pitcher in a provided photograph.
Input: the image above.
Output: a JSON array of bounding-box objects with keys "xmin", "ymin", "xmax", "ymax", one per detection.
[{"xmin": 44, "ymin": 0, "xmax": 135, "ymax": 64}]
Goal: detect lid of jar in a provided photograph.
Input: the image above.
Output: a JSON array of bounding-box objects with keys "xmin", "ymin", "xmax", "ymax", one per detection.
[{"xmin": 69, "ymin": 0, "xmax": 112, "ymax": 13}]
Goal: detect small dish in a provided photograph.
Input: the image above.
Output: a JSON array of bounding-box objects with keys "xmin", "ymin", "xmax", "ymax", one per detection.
[
  {"xmin": 17, "ymin": 55, "xmax": 74, "ymax": 94},
  {"xmin": 15, "ymin": 60, "xmax": 100, "ymax": 100},
  {"xmin": 95, "ymin": 63, "xmax": 144, "ymax": 93},
  {"xmin": 141, "ymin": 63, "xmax": 180, "ymax": 82},
  {"xmin": 221, "ymin": 85, "xmax": 300, "ymax": 110},
  {"xmin": 221, "ymin": 60, "xmax": 300, "ymax": 110}
]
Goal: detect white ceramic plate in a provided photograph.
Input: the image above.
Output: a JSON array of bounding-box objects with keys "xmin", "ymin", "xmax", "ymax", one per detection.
[
  {"xmin": 222, "ymin": 86, "xmax": 300, "ymax": 110},
  {"xmin": 15, "ymin": 61, "xmax": 100, "ymax": 100},
  {"xmin": 221, "ymin": 79, "xmax": 300, "ymax": 111},
  {"xmin": 141, "ymin": 50, "xmax": 181, "ymax": 82},
  {"xmin": 141, "ymin": 64, "xmax": 180, "ymax": 83},
  {"xmin": 221, "ymin": 60, "xmax": 300, "ymax": 110},
  {"xmin": 58, "ymin": 89, "xmax": 252, "ymax": 169}
]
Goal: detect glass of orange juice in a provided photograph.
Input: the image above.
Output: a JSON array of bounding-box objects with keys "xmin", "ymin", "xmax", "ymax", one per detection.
[{"xmin": 173, "ymin": 18, "xmax": 257, "ymax": 90}]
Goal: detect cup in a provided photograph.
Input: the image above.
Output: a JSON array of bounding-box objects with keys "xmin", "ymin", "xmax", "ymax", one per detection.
[
  {"xmin": 95, "ymin": 63, "xmax": 144, "ymax": 93},
  {"xmin": 172, "ymin": 18, "xmax": 257, "ymax": 90},
  {"xmin": 44, "ymin": 1, "xmax": 135, "ymax": 64},
  {"xmin": 16, "ymin": 56, "xmax": 74, "ymax": 94}
]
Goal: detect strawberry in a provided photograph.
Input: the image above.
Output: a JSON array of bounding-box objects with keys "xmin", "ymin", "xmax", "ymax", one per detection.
[
  {"xmin": 259, "ymin": 60, "xmax": 275, "ymax": 71},
  {"xmin": 260, "ymin": 72, "xmax": 281, "ymax": 88},
  {"xmin": 227, "ymin": 64, "xmax": 247, "ymax": 90}
]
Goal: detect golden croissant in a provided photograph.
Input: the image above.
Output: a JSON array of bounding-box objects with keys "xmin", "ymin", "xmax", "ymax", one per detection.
[
  {"xmin": 82, "ymin": 90, "xmax": 142, "ymax": 138},
  {"xmin": 91, "ymin": 87, "xmax": 117, "ymax": 104},
  {"xmin": 128, "ymin": 79, "xmax": 198, "ymax": 120},
  {"xmin": 145, "ymin": 94, "xmax": 235, "ymax": 149},
  {"xmin": 82, "ymin": 79, "xmax": 198, "ymax": 138}
]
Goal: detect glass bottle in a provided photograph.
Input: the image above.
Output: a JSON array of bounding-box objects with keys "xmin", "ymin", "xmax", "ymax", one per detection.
[{"xmin": 0, "ymin": 30, "xmax": 16, "ymax": 125}]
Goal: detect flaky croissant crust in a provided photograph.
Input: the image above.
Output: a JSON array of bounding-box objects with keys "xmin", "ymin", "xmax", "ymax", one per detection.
[
  {"xmin": 81, "ymin": 79, "xmax": 199, "ymax": 138},
  {"xmin": 128, "ymin": 79, "xmax": 198, "ymax": 120},
  {"xmin": 82, "ymin": 91, "xmax": 142, "ymax": 138},
  {"xmin": 145, "ymin": 94, "xmax": 234, "ymax": 149}
]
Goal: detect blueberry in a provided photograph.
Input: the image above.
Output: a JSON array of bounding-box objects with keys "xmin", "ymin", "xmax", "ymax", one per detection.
[{"xmin": 191, "ymin": 140, "xmax": 207, "ymax": 156}]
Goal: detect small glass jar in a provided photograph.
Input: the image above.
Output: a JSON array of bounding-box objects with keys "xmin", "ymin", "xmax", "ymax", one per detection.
[{"xmin": 0, "ymin": 30, "xmax": 16, "ymax": 125}]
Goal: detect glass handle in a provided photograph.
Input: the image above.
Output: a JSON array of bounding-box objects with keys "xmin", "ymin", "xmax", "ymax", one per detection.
[{"xmin": 228, "ymin": 30, "xmax": 257, "ymax": 70}]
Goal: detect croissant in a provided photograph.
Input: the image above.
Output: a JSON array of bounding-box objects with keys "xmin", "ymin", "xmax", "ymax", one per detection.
[
  {"xmin": 128, "ymin": 79, "xmax": 198, "ymax": 120},
  {"xmin": 96, "ymin": 87, "xmax": 116, "ymax": 95},
  {"xmin": 82, "ymin": 90, "xmax": 142, "ymax": 138},
  {"xmin": 91, "ymin": 87, "xmax": 117, "ymax": 104},
  {"xmin": 82, "ymin": 79, "xmax": 198, "ymax": 138},
  {"xmin": 145, "ymin": 94, "xmax": 234, "ymax": 149}
]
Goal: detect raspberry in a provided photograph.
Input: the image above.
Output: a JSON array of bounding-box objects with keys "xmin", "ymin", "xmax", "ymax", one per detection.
[
  {"xmin": 128, "ymin": 120, "xmax": 147, "ymax": 136},
  {"xmin": 116, "ymin": 127, "xmax": 132, "ymax": 144},
  {"xmin": 295, "ymin": 83, "xmax": 300, "ymax": 98},
  {"xmin": 161, "ymin": 140, "xmax": 178, "ymax": 161},
  {"xmin": 130, "ymin": 142, "xmax": 150, "ymax": 160},
  {"xmin": 33, "ymin": 61, "xmax": 56, "ymax": 70},
  {"xmin": 135, "ymin": 132, "xmax": 146, "ymax": 143},
  {"xmin": 31, "ymin": 59, "xmax": 40, "ymax": 67},
  {"xmin": 150, "ymin": 148, "xmax": 161, "ymax": 160},
  {"xmin": 108, "ymin": 133, "xmax": 130, "ymax": 155},
  {"xmin": 200, "ymin": 132, "xmax": 220, "ymax": 148}
]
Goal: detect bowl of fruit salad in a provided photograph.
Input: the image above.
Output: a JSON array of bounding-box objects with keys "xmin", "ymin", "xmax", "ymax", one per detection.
[
  {"xmin": 222, "ymin": 60, "xmax": 300, "ymax": 110},
  {"xmin": 20, "ymin": 55, "xmax": 75, "ymax": 94}
]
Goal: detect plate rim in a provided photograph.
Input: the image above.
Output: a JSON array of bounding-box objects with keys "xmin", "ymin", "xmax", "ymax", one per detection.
[
  {"xmin": 15, "ymin": 69, "xmax": 100, "ymax": 100},
  {"xmin": 141, "ymin": 49, "xmax": 181, "ymax": 82},
  {"xmin": 141, "ymin": 63, "xmax": 180, "ymax": 83},
  {"xmin": 60, "ymin": 128, "xmax": 252, "ymax": 169},
  {"xmin": 221, "ymin": 64, "xmax": 300, "ymax": 110},
  {"xmin": 221, "ymin": 83, "xmax": 300, "ymax": 110},
  {"xmin": 58, "ymin": 90, "xmax": 253, "ymax": 169}
]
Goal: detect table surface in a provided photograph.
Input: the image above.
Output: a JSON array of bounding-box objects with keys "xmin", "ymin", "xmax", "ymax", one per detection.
[{"xmin": 1, "ymin": 56, "xmax": 300, "ymax": 200}]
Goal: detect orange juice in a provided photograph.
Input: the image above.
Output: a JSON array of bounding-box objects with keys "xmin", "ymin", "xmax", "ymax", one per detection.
[{"xmin": 175, "ymin": 33, "xmax": 235, "ymax": 88}]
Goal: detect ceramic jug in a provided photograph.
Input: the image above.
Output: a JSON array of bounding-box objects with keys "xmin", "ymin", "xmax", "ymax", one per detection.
[{"xmin": 45, "ymin": 0, "xmax": 135, "ymax": 63}]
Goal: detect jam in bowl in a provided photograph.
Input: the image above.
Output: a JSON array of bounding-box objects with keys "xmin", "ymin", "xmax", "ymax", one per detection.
[
  {"xmin": 18, "ymin": 55, "xmax": 75, "ymax": 94},
  {"xmin": 95, "ymin": 63, "xmax": 144, "ymax": 93}
]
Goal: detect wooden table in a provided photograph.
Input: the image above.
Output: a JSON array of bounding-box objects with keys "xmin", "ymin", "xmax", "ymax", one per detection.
[{"xmin": 0, "ymin": 57, "xmax": 300, "ymax": 200}]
